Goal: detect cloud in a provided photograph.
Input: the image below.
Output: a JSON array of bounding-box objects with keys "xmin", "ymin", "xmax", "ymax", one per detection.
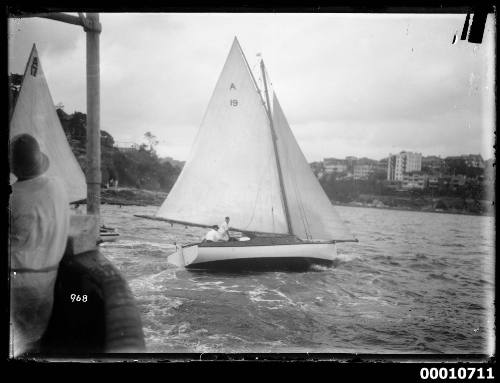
[
  {"xmin": 8, "ymin": 17, "xmax": 82, "ymax": 70},
  {"xmin": 8, "ymin": 13, "xmax": 495, "ymax": 163}
]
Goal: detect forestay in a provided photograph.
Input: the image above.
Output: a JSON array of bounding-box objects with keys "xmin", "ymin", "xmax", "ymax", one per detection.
[
  {"xmin": 9, "ymin": 45, "xmax": 87, "ymax": 203},
  {"xmin": 156, "ymin": 38, "xmax": 288, "ymax": 234}
]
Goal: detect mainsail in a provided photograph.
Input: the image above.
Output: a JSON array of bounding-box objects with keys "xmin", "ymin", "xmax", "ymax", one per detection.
[
  {"xmin": 156, "ymin": 38, "xmax": 288, "ymax": 234},
  {"xmin": 156, "ymin": 37, "xmax": 355, "ymax": 241},
  {"xmin": 10, "ymin": 44, "xmax": 87, "ymax": 203}
]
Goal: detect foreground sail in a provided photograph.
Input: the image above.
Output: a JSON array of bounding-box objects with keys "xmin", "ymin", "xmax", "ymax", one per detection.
[
  {"xmin": 141, "ymin": 37, "xmax": 356, "ymax": 270},
  {"xmin": 10, "ymin": 44, "xmax": 87, "ymax": 203}
]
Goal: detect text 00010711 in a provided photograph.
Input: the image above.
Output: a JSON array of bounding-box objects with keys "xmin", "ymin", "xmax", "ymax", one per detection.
[{"xmin": 420, "ymin": 367, "xmax": 494, "ymax": 380}]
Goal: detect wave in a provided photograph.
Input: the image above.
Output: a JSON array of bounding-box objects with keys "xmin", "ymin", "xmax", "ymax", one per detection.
[
  {"xmin": 335, "ymin": 252, "xmax": 362, "ymax": 263},
  {"xmin": 440, "ymin": 243, "xmax": 466, "ymax": 248},
  {"xmin": 103, "ymin": 239, "xmax": 176, "ymax": 251},
  {"xmin": 129, "ymin": 268, "xmax": 179, "ymax": 293},
  {"xmin": 183, "ymin": 280, "xmax": 244, "ymax": 294},
  {"xmin": 428, "ymin": 273, "xmax": 453, "ymax": 282},
  {"xmin": 248, "ymin": 286, "xmax": 296, "ymax": 308},
  {"xmin": 309, "ymin": 264, "xmax": 333, "ymax": 272}
]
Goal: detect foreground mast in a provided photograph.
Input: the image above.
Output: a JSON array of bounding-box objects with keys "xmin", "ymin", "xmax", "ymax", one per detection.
[{"xmin": 260, "ymin": 59, "xmax": 293, "ymax": 236}]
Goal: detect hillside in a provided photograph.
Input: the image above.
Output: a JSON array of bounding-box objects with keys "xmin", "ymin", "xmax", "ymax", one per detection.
[{"xmin": 55, "ymin": 107, "xmax": 183, "ymax": 193}]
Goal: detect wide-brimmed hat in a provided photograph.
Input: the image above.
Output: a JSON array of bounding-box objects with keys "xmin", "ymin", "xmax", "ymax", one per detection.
[{"xmin": 10, "ymin": 134, "xmax": 50, "ymax": 180}]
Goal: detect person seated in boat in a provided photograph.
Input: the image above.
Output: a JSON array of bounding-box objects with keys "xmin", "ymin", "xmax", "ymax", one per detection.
[
  {"xmin": 218, "ymin": 216, "xmax": 231, "ymax": 241},
  {"xmin": 9, "ymin": 134, "xmax": 70, "ymax": 357},
  {"xmin": 204, "ymin": 225, "xmax": 222, "ymax": 242}
]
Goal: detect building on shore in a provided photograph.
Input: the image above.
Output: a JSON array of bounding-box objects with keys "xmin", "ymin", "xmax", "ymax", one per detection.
[
  {"xmin": 387, "ymin": 151, "xmax": 422, "ymax": 181},
  {"xmin": 377, "ymin": 157, "xmax": 388, "ymax": 172},
  {"xmin": 463, "ymin": 154, "xmax": 485, "ymax": 168},
  {"xmin": 427, "ymin": 175, "xmax": 439, "ymax": 190},
  {"xmin": 323, "ymin": 158, "xmax": 347, "ymax": 174},
  {"xmin": 422, "ymin": 155, "xmax": 445, "ymax": 174},
  {"xmin": 445, "ymin": 154, "xmax": 485, "ymax": 170},
  {"xmin": 353, "ymin": 158, "xmax": 378, "ymax": 180},
  {"xmin": 450, "ymin": 174, "xmax": 467, "ymax": 188},
  {"xmin": 401, "ymin": 172, "xmax": 428, "ymax": 189},
  {"xmin": 345, "ymin": 156, "xmax": 357, "ymax": 172},
  {"xmin": 116, "ymin": 144, "xmax": 139, "ymax": 153},
  {"xmin": 353, "ymin": 164, "xmax": 373, "ymax": 180}
]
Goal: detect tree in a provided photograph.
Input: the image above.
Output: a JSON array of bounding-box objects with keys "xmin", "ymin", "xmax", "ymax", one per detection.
[
  {"xmin": 144, "ymin": 132, "xmax": 159, "ymax": 154},
  {"xmin": 101, "ymin": 130, "xmax": 115, "ymax": 148}
]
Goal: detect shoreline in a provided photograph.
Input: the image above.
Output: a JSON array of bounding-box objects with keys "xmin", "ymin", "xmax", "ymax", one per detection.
[
  {"xmin": 332, "ymin": 201, "xmax": 494, "ymax": 217},
  {"xmin": 75, "ymin": 187, "xmax": 168, "ymax": 207},
  {"xmin": 81, "ymin": 187, "xmax": 494, "ymax": 218}
]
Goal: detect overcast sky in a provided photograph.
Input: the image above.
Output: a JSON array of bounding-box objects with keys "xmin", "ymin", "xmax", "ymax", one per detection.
[{"xmin": 8, "ymin": 13, "xmax": 495, "ymax": 161}]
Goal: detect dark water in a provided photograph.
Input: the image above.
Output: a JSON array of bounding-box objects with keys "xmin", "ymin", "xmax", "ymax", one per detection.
[{"xmin": 99, "ymin": 204, "xmax": 495, "ymax": 354}]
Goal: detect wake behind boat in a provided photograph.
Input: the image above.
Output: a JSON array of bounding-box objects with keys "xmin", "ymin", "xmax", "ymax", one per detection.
[{"xmin": 136, "ymin": 37, "xmax": 357, "ymax": 270}]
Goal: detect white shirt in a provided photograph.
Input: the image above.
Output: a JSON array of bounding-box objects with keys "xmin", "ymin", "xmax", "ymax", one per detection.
[
  {"xmin": 218, "ymin": 221, "xmax": 230, "ymax": 241},
  {"xmin": 205, "ymin": 229, "xmax": 221, "ymax": 242},
  {"xmin": 9, "ymin": 175, "xmax": 70, "ymax": 356}
]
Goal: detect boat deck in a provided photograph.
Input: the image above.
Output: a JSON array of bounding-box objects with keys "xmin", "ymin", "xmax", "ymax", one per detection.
[{"xmin": 195, "ymin": 235, "xmax": 330, "ymax": 248}]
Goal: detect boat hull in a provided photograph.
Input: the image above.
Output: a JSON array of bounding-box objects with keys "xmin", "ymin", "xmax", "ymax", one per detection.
[{"xmin": 167, "ymin": 242, "xmax": 337, "ymax": 271}]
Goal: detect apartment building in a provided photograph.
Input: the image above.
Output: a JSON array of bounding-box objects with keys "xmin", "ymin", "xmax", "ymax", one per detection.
[
  {"xmin": 323, "ymin": 158, "xmax": 347, "ymax": 173},
  {"xmin": 387, "ymin": 151, "xmax": 422, "ymax": 181}
]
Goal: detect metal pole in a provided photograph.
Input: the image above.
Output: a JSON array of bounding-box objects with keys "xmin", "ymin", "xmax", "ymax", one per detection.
[{"xmin": 85, "ymin": 13, "xmax": 101, "ymax": 215}]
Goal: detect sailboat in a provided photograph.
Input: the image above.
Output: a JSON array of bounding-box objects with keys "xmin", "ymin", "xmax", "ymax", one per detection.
[
  {"xmin": 10, "ymin": 44, "xmax": 87, "ymax": 202},
  {"xmin": 136, "ymin": 37, "xmax": 357, "ymax": 270},
  {"xmin": 9, "ymin": 44, "xmax": 119, "ymax": 242}
]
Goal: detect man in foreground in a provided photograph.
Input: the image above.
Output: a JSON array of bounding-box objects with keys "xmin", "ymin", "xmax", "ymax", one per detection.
[{"xmin": 9, "ymin": 134, "xmax": 70, "ymax": 357}]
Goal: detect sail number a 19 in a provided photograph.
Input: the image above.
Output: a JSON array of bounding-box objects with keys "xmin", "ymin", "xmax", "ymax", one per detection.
[{"xmin": 230, "ymin": 99, "xmax": 238, "ymax": 107}]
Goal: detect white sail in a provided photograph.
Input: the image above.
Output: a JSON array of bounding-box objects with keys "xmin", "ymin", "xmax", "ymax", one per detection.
[
  {"xmin": 272, "ymin": 92, "xmax": 355, "ymax": 241},
  {"xmin": 156, "ymin": 38, "xmax": 288, "ymax": 234},
  {"xmin": 10, "ymin": 45, "xmax": 87, "ymax": 203}
]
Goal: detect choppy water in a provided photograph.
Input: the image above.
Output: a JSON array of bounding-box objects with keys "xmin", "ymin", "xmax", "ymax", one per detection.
[{"xmin": 98, "ymin": 204, "xmax": 495, "ymax": 354}]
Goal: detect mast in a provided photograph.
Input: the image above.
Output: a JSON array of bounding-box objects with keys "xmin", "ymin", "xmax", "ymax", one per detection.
[{"xmin": 260, "ymin": 59, "xmax": 293, "ymax": 235}]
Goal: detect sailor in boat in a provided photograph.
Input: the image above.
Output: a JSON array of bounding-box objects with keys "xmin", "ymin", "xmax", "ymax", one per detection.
[
  {"xmin": 9, "ymin": 134, "xmax": 70, "ymax": 357},
  {"xmin": 218, "ymin": 216, "xmax": 231, "ymax": 241},
  {"xmin": 204, "ymin": 225, "xmax": 222, "ymax": 242}
]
